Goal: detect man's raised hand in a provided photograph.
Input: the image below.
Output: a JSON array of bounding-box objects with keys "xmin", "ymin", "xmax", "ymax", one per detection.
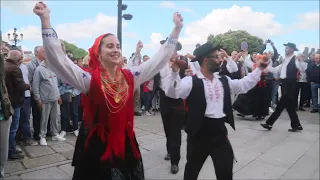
[
  {"xmin": 33, "ymin": 2, "xmax": 50, "ymax": 18},
  {"xmin": 173, "ymin": 12, "xmax": 183, "ymax": 29},
  {"xmin": 136, "ymin": 41, "xmax": 143, "ymax": 53}
]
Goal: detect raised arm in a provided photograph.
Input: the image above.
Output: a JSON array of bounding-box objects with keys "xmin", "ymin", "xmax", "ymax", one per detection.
[
  {"xmin": 225, "ymin": 57, "xmax": 238, "ymax": 73},
  {"xmin": 127, "ymin": 13, "xmax": 183, "ymax": 89},
  {"xmin": 228, "ymin": 68, "xmax": 262, "ymax": 94},
  {"xmin": 34, "ymin": 2, "xmax": 91, "ymax": 93},
  {"xmin": 165, "ymin": 70, "xmax": 193, "ymax": 99}
]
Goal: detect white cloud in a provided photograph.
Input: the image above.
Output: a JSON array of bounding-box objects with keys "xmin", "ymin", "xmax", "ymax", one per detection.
[
  {"xmin": 171, "ymin": 5, "xmax": 284, "ymax": 55},
  {"xmin": 294, "ymin": 12, "xmax": 320, "ymax": 30},
  {"xmin": 2, "ymin": 26, "xmax": 42, "ymax": 42},
  {"xmin": 1, "ymin": 13, "xmax": 135, "ymax": 43},
  {"xmin": 144, "ymin": 33, "xmax": 164, "ymax": 50},
  {"xmin": 1, "ymin": 0, "xmax": 39, "ymax": 15},
  {"xmin": 159, "ymin": 1, "xmax": 193, "ymax": 13}
]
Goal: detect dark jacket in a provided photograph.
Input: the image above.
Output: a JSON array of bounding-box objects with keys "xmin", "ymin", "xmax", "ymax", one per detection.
[
  {"xmin": 306, "ymin": 63, "xmax": 320, "ymax": 84},
  {"xmin": 4, "ymin": 59, "xmax": 30, "ymax": 107},
  {"xmin": 0, "ymin": 55, "xmax": 14, "ymax": 120}
]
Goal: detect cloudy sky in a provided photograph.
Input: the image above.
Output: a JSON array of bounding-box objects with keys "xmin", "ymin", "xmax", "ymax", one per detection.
[{"xmin": 1, "ymin": 0, "xmax": 319, "ymax": 59}]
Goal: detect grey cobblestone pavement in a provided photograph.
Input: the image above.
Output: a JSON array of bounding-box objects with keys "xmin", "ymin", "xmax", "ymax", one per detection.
[{"xmin": 4, "ymin": 109, "xmax": 319, "ymax": 180}]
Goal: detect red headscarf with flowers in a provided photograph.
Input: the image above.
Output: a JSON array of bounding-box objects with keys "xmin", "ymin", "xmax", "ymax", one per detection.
[{"xmin": 81, "ymin": 34, "xmax": 140, "ymax": 161}]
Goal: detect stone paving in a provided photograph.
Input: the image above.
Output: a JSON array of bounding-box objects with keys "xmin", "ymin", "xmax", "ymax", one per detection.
[{"xmin": 4, "ymin": 109, "xmax": 319, "ymax": 180}]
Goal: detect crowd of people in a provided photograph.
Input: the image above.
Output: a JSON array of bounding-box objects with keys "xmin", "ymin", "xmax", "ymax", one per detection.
[{"xmin": 0, "ymin": 2, "xmax": 319, "ymax": 180}]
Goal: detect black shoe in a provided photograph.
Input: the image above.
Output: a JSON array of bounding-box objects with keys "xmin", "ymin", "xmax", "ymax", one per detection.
[
  {"xmin": 237, "ymin": 114, "xmax": 245, "ymax": 117},
  {"xmin": 23, "ymin": 139, "xmax": 38, "ymax": 146},
  {"xmin": 311, "ymin": 109, "xmax": 319, "ymax": 113},
  {"xmin": 299, "ymin": 107, "xmax": 306, "ymax": 111},
  {"xmin": 46, "ymin": 132, "xmax": 53, "ymax": 137},
  {"xmin": 260, "ymin": 123, "xmax": 272, "ymax": 130},
  {"xmin": 8, "ymin": 153, "xmax": 24, "ymax": 160},
  {"xmin": 164, "ymin": 154, "xmax": 171, "ymax": 160},
  {"xmin": 288, "ymin": 126, "xmax": 303, "ymax": 132},
  {"xmin": 66, "ymin": 125, "xmax": 74, "ymax": 133},
  {"xmin": 134, "ymin": 112, "xmax": 142, "ymax": 116},
  {"xmin": 170, "ymin": 165, "xmax": 179, "ymax": 174}
]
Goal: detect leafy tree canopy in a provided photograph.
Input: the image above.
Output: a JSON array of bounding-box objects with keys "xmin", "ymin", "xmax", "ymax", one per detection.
[
  {"xmin": 63, "ymin": 40, "xmax": 88, "ymax": 59},
  {"xmin": 207, "ymin": 30, "xmax": 263, "ymax": 55}
]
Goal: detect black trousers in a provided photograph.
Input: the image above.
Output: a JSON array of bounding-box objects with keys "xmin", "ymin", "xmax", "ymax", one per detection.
[
  {"xmin": 295, "ymin": 82, "xmax": 308, "ymax": 108},
  {"xmin": 184, "ymin": 118, "xmax": 234, "ymax": 180},
  {"xmin": 266, "ymin": 80, "xmax": 301, "ymax": 128},
  {"xmin": 159, "ymin": 89, "xmax": 184, "ymax": 165},
  {"xmin": 31, "ymin": 95, "xmax": 51, "ymax": 139}
]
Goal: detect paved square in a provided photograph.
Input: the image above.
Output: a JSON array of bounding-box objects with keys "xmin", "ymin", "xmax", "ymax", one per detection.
[{"xmin": 4, "ymin": 110, "xmax": 319, "ymax": 179}]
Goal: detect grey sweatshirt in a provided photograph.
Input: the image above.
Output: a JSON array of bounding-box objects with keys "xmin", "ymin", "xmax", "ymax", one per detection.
[{"xmin": 32, "ymin": 61, "xmax": 60, "ymax": 103}]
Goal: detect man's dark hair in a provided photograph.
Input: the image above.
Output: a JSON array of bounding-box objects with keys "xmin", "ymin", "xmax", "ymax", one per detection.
[
  {"xmin": 143, "ymin": 55, "xmax": 149, "ymax": 59},
  {"xmin": 69, "ymin": 57, "xmax": 77, "ymax": 62},
  {"xmin": 66, "ymin": 50, "xmax": 72, "ymax": 54}
]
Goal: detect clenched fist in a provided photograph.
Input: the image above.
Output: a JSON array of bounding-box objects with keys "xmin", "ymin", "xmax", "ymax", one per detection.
[
  {"xmin": 33, "ymin": 2, "xmax": 50, "ymax": 19},
  {"xmin": 173, "ymin": 12, "xmax": 183, "ymax": 28}
]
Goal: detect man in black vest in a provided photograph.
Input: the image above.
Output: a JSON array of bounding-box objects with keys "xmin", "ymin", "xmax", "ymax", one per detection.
[
  {"xmin": 164, "ymin": 42, "xmax": 268, "ymax": 180},
  {"xmin": 158, "ymin": 39, "xmax": 186, "ymax": 174},
  {"xmin": 261, "ymin": 43, "xmax": 306, "ymax": 132}
]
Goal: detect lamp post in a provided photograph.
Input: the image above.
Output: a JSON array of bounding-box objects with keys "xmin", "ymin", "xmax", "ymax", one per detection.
[
  {"xmin": 117, "ymin": 0, "xmax": 133, "ymax": 49},
  {"xmin": 7, "ymin": 28, "xmax": 23, "ymax": 47}
]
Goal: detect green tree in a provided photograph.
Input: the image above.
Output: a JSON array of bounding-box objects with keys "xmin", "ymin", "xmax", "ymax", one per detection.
[
  {"xmin": 63, "ymin": 40, "xmax": 88, "ymax": 59},
  {"xmin": 207, "ymin": 30, "xmax": 263, "ymax": 55}
]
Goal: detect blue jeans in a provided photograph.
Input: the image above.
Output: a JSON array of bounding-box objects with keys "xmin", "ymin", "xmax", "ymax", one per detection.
[
  {"xmin": 20, "ymin": 97, "xmax": 31, "ymax": 140},
  {"xmin": 143, "ymin": 92, "xmax": 152, "ymax": 111},
  {"xmin": 271, "ymin": 80, "xmax": 280, "ymax": 106},
  {"xmin": 311, "ymin": 83, "xmax": 320, "ymax": 109},
  {"xmin": 8, "ymin": 107, "xmax": 21, "ymax": 155},
  {"xmin": 71, "ymin": 95, "xmax": 80, "ymax": 130}
]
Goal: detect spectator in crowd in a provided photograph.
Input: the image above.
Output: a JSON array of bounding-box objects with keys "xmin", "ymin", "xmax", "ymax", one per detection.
[
  {"xmin": 59, "ymin": 57, "xmax": 81, "ymax": 137},
  {"xmin": 5, "ymin": 50, "xmax": 30, "ymax": 160},
  {"xmin": 27, "ymin": 46, "xmax": 51, "ymax": 140},
  {"xmin": 295, "ymin": 54, "xmax": 308, "ymax": 111},
  {"xmin": 0, "ymin": 53, "xmax": 14, "ymax": 180},
  {"xmin": 32, "ymin": 60, "xmax": 65, "ymax": 145},
  {"xmin": 306, "ymin": 53, "xmax": 320, "ymax": 113},
  {"xmin": 142, "ymin": 55, "xmax": 155, "ymax": 116},
  {"xmin": 129, "ymin": 44, "xmax": 143, "ymax": 116},
  {"xmin": 19, "ymin": 56, "xmax": 38, "ymax": 146}
]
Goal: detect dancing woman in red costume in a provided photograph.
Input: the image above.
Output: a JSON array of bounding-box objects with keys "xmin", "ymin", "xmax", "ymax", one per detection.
[{"xmin": 33, "ymin": 2, "xmax": 183, "ymax": 179}]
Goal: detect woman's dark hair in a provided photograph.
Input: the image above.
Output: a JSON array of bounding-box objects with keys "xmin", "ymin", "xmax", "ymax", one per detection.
[{"xmin": 98, "ymin": 33, "xmax": 115, "ymax": 53}]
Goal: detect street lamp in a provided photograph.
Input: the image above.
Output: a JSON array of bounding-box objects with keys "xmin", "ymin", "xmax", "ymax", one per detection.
[
  {"xmin": 7, "ymin": 27, "xmax": 23, "ymax": 47},
  {"xmin": 117, "ymin": 0, "xmax": 133, "ymax": 49}
]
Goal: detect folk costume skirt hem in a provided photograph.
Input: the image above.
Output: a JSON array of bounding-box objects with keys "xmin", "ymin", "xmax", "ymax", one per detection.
[{"xmin": 72, "ymin": 123, "xmax": 145, "ymax": 180}]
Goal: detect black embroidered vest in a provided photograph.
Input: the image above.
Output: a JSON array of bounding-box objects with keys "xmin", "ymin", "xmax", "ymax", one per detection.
[
  {"xmin": 185, "ymin": 75, "xmax": 235, "ymax": 137},
  {"xmin": 285, "ymin": 56, "xmax": 297, "ymax": 81}
]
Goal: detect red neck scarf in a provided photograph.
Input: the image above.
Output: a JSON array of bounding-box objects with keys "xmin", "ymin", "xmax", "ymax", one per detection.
[{"xmin": 81, "ymin": 34, "xmax": 140, "ymax": 161}]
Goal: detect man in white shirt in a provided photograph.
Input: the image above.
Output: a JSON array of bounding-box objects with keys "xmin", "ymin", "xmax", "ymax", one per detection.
[
  {"xmin": 261, "ymin": 43, "xmax": 307, "ymax": 132},
  {"xmin": 158, "ymin": 39, "xmax": 185, "ymax": 174},
  {"xmin": 165, "ymin": 42, "xmax": 268, "ymax": 180}
]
